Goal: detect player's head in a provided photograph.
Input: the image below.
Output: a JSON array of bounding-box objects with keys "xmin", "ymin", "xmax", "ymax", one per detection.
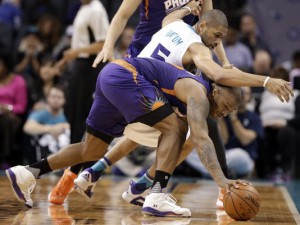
[
  {"xmin": 197, "ymin": 9, "xmax": 228, "ymax": 50},
  {"xmin": 208, "ymin": 84, "xmax": 241, "ymax": 118},
  {"xmin": 47, "ymin": 84, "xmax": 66, "ymax": 111}
]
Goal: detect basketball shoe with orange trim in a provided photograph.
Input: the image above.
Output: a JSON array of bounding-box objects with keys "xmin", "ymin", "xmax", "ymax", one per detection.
[{"xmin": 48, "ymin": 169, "xmax": 77, "ymax": 205}]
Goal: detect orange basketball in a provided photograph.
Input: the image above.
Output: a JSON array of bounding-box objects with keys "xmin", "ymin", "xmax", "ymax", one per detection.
[{"xmin": 223, "ymin": 185, "xmax": 261, "ymax": 221}]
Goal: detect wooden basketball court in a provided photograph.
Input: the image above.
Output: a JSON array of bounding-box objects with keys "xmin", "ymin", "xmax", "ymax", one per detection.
[{"xmin": 0, "ymin": 175, "xmax": 299, "ymax": 225}]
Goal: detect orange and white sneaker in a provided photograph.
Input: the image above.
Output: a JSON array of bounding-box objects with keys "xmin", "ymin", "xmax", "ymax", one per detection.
[
  {"xmin": 48, "ymin": 169, "xmax": 77, "ymax": 205},
  {"xmin": 216, "ymin": 188, "xmax": 226, "ymax": 209}
]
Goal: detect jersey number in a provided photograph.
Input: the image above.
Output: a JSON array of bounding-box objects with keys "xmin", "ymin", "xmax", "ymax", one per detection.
[{"xmin": 151, "ymin": 44, "xmax": 170, "ymax": 61}]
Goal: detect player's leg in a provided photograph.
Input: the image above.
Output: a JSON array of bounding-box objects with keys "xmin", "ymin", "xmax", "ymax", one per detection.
[
  {"xmin": 75, "ymin": 123, "xmax": 160, "ymax": 202},
  {"xmin": 5, "ymin": 132, "xmax": 111, "ymax": 208},
  {"xmin": 141, "ymin": 112, "xmax": 191, "ymax": 217},
  {"xmin": 91, "ymin": 136, "xmax": 139, "ymax": 175},
  {"xmin": 122, "ymin": 136, "xmax": 194, "ymax": 206},
  {"xmin": 73, "ymin": 136, "xmax": 139, "ymax": 198},
  {"xmin": 6, "ymin": 64, "xmax": 119, "ymax": 208},
  {"xmin": 49, "ymin": 134, "xmax": 98, "ymax": 205},
  {"xmin": 124, "ymin": 118, "xmax": 228, "ymax": 208}
]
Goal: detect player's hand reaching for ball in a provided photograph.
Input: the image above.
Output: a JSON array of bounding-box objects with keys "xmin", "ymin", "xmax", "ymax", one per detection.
[{"xmin": 222, "ymin": 179, "xmax": 251, "ymax": 192}]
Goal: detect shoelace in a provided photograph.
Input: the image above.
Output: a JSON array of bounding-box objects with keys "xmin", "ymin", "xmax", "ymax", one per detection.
[{"xmin": 164, "ymin": 193, "xmax": 177, "ymax": 204}]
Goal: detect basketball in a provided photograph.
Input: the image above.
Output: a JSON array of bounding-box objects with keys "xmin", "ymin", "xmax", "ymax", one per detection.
[{"xmin": 223, "ymin": 185, "xmax": 261, "ymax": 221}]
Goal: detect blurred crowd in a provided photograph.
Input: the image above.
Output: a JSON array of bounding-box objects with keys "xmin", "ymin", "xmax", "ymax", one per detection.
[{"xmin": 0, "ymin": 0, "xmax": 300, "ymax": 183}]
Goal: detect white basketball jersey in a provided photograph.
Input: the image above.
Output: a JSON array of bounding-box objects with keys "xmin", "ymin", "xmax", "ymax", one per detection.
[
  {"xmin": 125, "ymin": 21, "xmax": 200, "ymax": 146},
  {"xmin": 138, "ymin": 20, "xmax": 203, "ymax": 67}
]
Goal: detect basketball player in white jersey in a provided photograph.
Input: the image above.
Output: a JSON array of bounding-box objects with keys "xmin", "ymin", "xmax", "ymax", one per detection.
[{"xmin": 74, "ymin": 8, "xmax": 293, "ymax": 210}]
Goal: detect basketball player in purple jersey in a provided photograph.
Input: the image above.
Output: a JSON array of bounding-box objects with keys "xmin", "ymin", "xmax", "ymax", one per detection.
[
  {"xmin": 6, "ymin": 57, "xmax": 246, "ymax": 217},
  {"xmin": 74, "ymin": 6, "xmax": 293, "ymax": 211},
  {"xmin": 48, "ymin": 0, "xmax": 207, "ymax": 206}
]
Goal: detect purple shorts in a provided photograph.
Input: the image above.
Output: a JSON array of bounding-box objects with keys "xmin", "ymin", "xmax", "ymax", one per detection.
[{"xmin": 86, "ymin": 60, "xmax": 173, "ymax": 137}]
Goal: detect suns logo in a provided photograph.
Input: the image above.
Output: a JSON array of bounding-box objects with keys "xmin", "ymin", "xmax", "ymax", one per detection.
[
  {"xmin": 139, "ymin": 89, "xmax": 167, "ymax": 112},
  {"xmin": 164, "ymin": 0, "xmax": 190, "ymax": 11}
]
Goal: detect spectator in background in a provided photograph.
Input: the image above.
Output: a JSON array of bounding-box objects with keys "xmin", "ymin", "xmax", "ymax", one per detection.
[
  {"xmin": 0, "ymin": 0, "xmax": 22, "ymax": 53},
  {"xmin": 23, "ymin": 57, "xmax": 61, "ymax": 164},
  {"xmin": 56, "ymin": 0, "xmax": 109, "ymax": 144},
  {"xmin": 240, "ymin": 13, "xmax": 271, "ymax": 58},
  {"xmin": 0, "ymin": 0, "xmax": 21, "ymax": 27},
  {"xmin": 250, "ymin": 49, "xmax": 273, "ymax": 108},
  {"xmin": 23, "ymin": 0, "xmax": 58, "ymax": 25},
  {"xmin": 23, "ymin": 84, "xmax": 69, "ymax": 161},
  {"xmin": 0, "ymin": 51, "xmax": 27, "ymax": 168},
  {"xmin": 277, "ymin": 92, "xmax": 300, "ymax": 179},
  {"xmin": 259, "ymin": 66, "xmax": 297, "ymax": 182},
  {"xmin": 28, "ymin": 57, "xmax": 60, "ymax": 111},
  {"xmin": 289, "ymin": 50, "xmax": 300, "ymax": 89},
  {"xmin": 222, "ymin": 26, "xmax": 252, "ymax": 71},
  {"xmin": 14, "ymin": 27, "xmax": 44, "ymax": 81},
  {"xmin": 114, "ymin": 26, "xmax": 135, "ymax": 59},
  {"xmin": 36, "ymin": 14, "xmax": 62, "ymax": 57},
  {"xmin": 218, "ymin": 87, "xmax": 263, "ymax": 178}
]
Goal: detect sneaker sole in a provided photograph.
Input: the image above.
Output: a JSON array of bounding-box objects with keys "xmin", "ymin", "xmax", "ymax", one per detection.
[
  {"xmin": 5, "ymin": 169, "xmax": 32, "ymax": 208},
  {"xmin": 48, "ymin": 192, "xmax": 65, "ymax": 205},
  {"xmin": 142, "ymin": 207, "xmax": 191, "ymax": 217},
  {"xmin": 74, "ymin": 184, "xmax": 93, "ymax": 199}
]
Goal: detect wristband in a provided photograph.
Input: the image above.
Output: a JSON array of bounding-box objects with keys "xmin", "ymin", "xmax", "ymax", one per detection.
[
  {"xmin": 263, "ymin": 76, "xmax": 270, "ymax": 87},
  {"xmin": 181, "ymin": 6, "xmax": 192, "ymax": 14}
]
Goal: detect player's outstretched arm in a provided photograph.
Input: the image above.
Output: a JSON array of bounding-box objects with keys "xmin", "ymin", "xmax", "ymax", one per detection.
[
  {"xmin": 213, "ymin": 42, "xmax": 232, "ymax": 68},
  {"xmin": 189, "ymin": 43, "xmax": 294, "ymax": 102},
  {"xmin": 93, "ymin": 0, "xmax": 141, "ymax": 67},
  {"xmin": 175, "ymin": 79, "xmax": 254, "ymax": 190}
]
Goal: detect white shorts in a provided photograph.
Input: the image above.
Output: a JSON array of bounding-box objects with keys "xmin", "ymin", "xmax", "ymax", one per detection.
[
  {"xmin": 124, "ymin": 123, "xmax": 161, "ymax": 148},
  {"xmin": 123, "ymin": 122, "xmax": 190, "ymax": 148}
]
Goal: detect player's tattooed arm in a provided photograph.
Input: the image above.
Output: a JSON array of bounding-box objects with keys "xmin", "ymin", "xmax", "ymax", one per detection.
[{"xmin": 187, "ymin": 96, "xmax": 227, "ymax": 187}]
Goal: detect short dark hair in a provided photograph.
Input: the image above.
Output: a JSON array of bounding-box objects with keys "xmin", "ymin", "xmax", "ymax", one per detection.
[
  {"xmin": 200, "ymin": 9, "xmax": 228, "ymax": 28},
  {"xmin": 48, "ymin": 84, "xmax": 66, "ymax": 97},
  {"xmin": 215, "ymin": 83, "xmax": 241, "ymax": 105}
]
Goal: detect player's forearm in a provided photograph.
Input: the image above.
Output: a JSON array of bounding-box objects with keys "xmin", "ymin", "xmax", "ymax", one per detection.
[
  {"xmin": 213, "ymin": 42, "xmax": 230, "ymax": 66},
  {"xmin": 194, "ymin": 137, "xmax": 227, "ymax": 186},
  {"xmin": 199, "ymin": 61, "xmax": 266, "ymax": 87},
  {"xmin": 202, "ymin": 0, "xmax": 213, "ymax": 12},
  {"xmin": 103, "ymin": 18, "xmax": 128, "ymax": 50},
  {"xmin": 162, "ymin": 7, "xmax": 191, "ymax": 27},
  {"xmin": 216, "ymin": 69, "xmax": 266, "ymax": 87},
  {"xmin": 186, "ymin": 95, "xmax": 227, "ymax": 186}
]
